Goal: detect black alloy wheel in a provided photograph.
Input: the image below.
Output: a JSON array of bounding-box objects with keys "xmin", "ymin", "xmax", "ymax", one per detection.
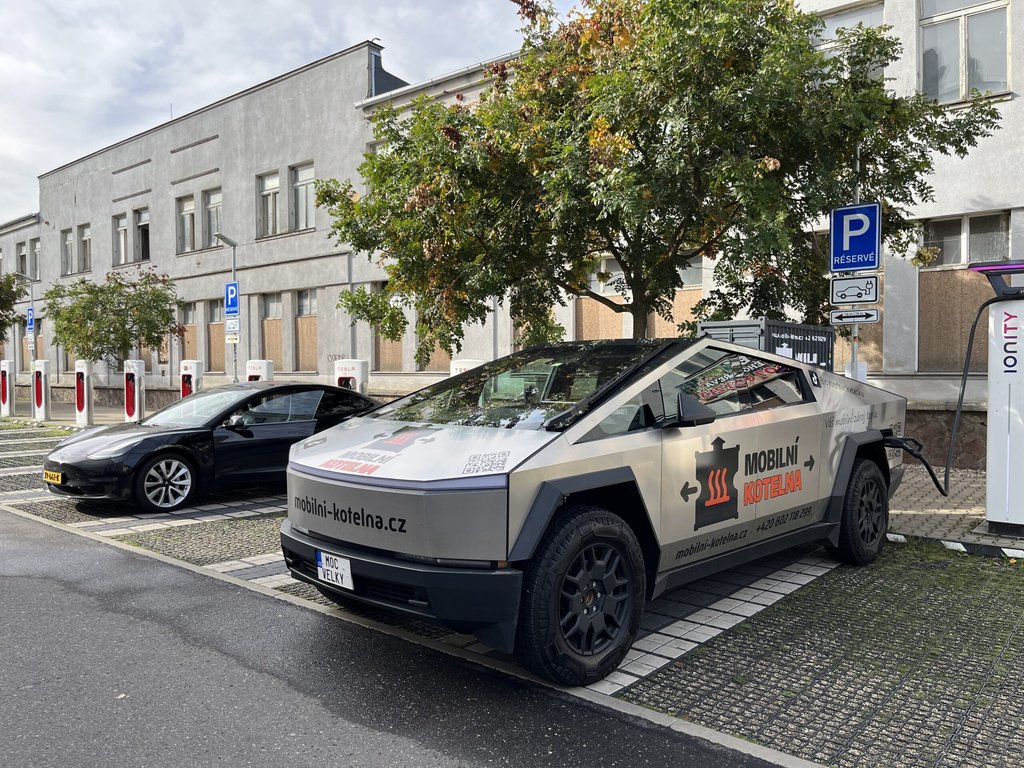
[{"xmin": 831, "ymin": 458, "xmax": 889, "ymax": 565}]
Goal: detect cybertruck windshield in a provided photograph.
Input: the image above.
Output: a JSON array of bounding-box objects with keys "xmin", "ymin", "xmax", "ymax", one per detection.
[{"xmin": 370, "ymin": 340, "xmax": 684, "ymax": 431}]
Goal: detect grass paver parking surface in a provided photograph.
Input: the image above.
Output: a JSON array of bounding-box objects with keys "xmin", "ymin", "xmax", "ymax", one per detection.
[
  {"xmin": 118, "ymin": 514, "xmax": 287, "ymax": 566},
  {"xmin": 621, "ymin": 541, "xmax": 1024, "ymax": 768},
  {"xmin": 0, "ymin": 473, "xmax": 48, "ymax": 492}
]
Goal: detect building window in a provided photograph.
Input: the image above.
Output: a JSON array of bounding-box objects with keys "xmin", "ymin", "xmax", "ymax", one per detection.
[
  {"xmin": 258, "ymin": 172, "xmax": 280, "ymax": 237},
  {"xmin": 291, "ymin": 163, "xmax": 315, "ymax": 231},
  {"xmin": 78, "ymin": 224, "xmax": 92, "ymax": 273},
  {"xmin": 209, "ymin": 298, "xmax": 225, "ymax": 323},
  {"xmin": 134, "ymin": 208, "xmax": 150, "ymax": 262},
  {"xmin": 182, "ymin": 302, "xmax": 197, "ymax": 325},
  {"xmin": 262, "ymin": 292, "xmax": 282, "ymax": 319},
  {"xmin": 297, "ymin": 289, "xmax": 317, "ymax": 316},
  {"xmin": 29, "ymin": 238, "xmax": 40, "ymax": 280},
  {"xmin": 814, "ymin": 3, "xmax": 884, "ymax": 46},
  {"xmin": 177, "ymin": 196, "xmax": 196, "ymax": 253},
  {"xmin": 15, "ymin": 242, "xmax": 27, "ymax": 277},
  {"xmin": 113, "ymin": 214, "xmax": 128, "ymax": 266},
  {"xmin": 922, "ymin": 211, "xmax": 1010, "ymax": 266},
  {"xmin": 921, "ymin": 0, "xmax": 1008, "ymax": 104},
  {"xmin": 60, "ymin": 229, "xmax": 73, "ymax": 275},
  {"xmin": 204, "ymin": 188, "xmax": 222, "ymax": 248}
]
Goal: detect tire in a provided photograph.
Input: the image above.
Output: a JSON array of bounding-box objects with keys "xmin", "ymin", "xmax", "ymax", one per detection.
[
  {"xmin": 516, "ymin": 505, "xmax": 645, "ymax": 686},
  {"xmin": 133, "ymin": 453, "xmax": 198, "ymax": 513},
  {"xmin": 830, "ymin": 458, "xmax": 888, "ymax": 565}
]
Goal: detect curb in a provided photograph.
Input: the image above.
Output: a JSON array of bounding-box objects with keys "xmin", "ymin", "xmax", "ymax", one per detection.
[{"xmin": 886, "ymin": 532, "xmax": 1024, "ymax": 560}]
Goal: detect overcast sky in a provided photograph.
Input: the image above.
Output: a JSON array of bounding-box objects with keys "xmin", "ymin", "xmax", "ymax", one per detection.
[{"xmin": 0, "ymin": 0, "xmax": 577, "ymax": 225}]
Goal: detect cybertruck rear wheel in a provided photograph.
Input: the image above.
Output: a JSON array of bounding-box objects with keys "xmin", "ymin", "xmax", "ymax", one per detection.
[
  {"xmin": 516, "ymin": 505, "xmax": 645, "ymax": 686},
  {"xmin": 831, "ymin": 458, "xmax": 888, "ymax": 565}
]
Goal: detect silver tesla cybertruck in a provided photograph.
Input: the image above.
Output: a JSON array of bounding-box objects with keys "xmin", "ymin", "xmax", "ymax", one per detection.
[{"xmin": 281, "ymin": 337, "xmax": 906, "ymax": 685}]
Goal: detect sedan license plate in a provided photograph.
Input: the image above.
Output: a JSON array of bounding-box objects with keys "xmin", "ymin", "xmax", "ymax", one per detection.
[
  {"xmin": 316, "ymin": 551, "xmax": 353, "ymax": 591},
  {"xmin": 43, "ymin": 469, "xmax": 63, "ymax": 484}
]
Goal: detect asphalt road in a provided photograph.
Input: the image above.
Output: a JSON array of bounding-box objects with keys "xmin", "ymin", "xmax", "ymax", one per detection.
[{"xmin": 0, "ymin": 509, "xmax": 779, "ymax": 768}]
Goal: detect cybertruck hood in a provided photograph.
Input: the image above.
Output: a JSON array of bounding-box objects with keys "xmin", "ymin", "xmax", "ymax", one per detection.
[{"xmin": 288, "ymin": 417, "xmax": 559, "ymax": 484}]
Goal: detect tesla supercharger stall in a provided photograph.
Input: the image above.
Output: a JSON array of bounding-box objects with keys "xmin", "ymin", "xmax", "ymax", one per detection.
[
  {"xmin": 333, "ymin": 359, "xmax": 368, "ymax": 394},
  {"xmin": 180, "ymin": 359, "xmax": 204, "ymax": 397},
  {"xmin": 450, "ymin": 359, "xmax": 485, "ymax": 377},
  {"xmin": 246, "ymin": 359, "xmax": 274, "ymax": 382},
  {"xmin": 124, "ymin": 359, "xmax": 146, "ymax": 423},
  {"xmin": 74, "ymin": 360, "xmax": 94, "ymax": 427},
  {"xmin": 33, "ymin": 360, "xmax": 51, "ymax": 422},
  {"xmin": 969, "ymin": 260, "xmax": 1024, "ymax": 537},
  {"xmin": 0, "ymin": 360, "xmax": 13, "ymax": 418}
]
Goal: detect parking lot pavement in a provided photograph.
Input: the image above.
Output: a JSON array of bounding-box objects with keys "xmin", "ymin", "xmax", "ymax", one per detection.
[{"xmin": 4, "ymin": 419, "xmax": 1024, "ymax": 767}]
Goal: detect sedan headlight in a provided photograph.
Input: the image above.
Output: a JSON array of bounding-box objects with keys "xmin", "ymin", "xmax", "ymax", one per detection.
[{"xmin": 87, "ymin": 439, "xmax": 144, "ymax": 460}]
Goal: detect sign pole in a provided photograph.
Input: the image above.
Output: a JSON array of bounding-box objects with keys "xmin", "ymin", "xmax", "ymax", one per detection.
[
  {"xmin": 851, "ymin": 143, "xmax": 860, "ymax": 381},
  {"xmin": 231, "ymin": 243, "xmax": 238, "ymax": 383}
]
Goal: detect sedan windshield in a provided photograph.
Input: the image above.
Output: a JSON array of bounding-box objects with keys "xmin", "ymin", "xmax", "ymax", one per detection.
[
  {"xmin": 371, "ymin": 340, "xmax": 670, "ymax": 430},
  {"xmin": 143, "ymin": 388, "xmax": 255, "ymax": 428}
]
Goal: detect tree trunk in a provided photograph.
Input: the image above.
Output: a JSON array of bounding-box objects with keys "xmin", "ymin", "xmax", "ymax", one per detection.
[{"xmin": 630, "ymin": 303, "xmax": 651, "ymax": 340}]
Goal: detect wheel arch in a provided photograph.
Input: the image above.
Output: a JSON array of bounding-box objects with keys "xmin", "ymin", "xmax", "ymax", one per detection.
[
  {"xmin": 825, "ymin": 430, "xmax": 889, "ymax": 544},
  {"xmin": 509, "ymin": 468, "xmax": 661, "ymax": 597}
]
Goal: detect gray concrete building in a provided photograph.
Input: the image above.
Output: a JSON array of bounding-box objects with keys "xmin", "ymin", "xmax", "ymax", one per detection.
[{"xmin": 1, "ymin": 3, "xmax": 1020, "ymax": 424}]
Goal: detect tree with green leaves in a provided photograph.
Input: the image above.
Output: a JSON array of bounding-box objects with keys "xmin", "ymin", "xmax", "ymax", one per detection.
[
  {"xmin": 0, "ymin": 274, "xmax": 27, "ymax": 343},
  {"xmin": 318, "ymin": 0, "xmax": 1000, "ymax": 361},
  {"xmin": 43, "ymin": 268, "xmax": 183, "ymax": 366}
]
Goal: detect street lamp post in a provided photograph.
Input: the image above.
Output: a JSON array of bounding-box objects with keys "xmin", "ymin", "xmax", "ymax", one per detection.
[{"xmin": 214, "ymin": 233, "xmax": 239, "ymax": 383}]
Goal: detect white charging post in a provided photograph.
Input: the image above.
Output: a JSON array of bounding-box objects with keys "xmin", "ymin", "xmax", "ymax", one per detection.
[
  {"xmin": 74, "ymin": 360, "xmax": 94, "ymax": 427},
  {"xmin": 124, "ymin": 359, "xmax": 146, "ymax": 423},
  {"xmin": 245, "ymin": 359, "xmax": 274, "ymax": 381},
  {"xmin": 180, "ymin": 359, "xmax": 204, "ymax": 397},
  {"xmin": 970, "ymin": 260, "xmax": 1024, "ymax": 536},
  {"xmin": 32, "ymin": 360, "xmax": 50, "ymax": 422},
  {"xmin": 450, "ymin": 359, "xmax": 485, "ymax": 377},
  {"xmin": 0, "ymin": 360, "xmax": 13, "ymax": 417},
  {"xmin": 333, "ymin": 359, "xmax": 369, "ymax": 394}
]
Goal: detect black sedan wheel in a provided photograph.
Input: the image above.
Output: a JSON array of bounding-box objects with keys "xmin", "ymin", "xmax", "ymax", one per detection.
[
  {"xmin": 133, "ymin": 454, "xmax": 197, "ymax": 513},
  {"xmin": 516, "ymin": 504, "xmax": 645, "ymax": 686}
]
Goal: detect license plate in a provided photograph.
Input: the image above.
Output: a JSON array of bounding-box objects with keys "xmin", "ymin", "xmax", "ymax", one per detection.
[
  {"xmin": 316, "ymin": 551, "xmax": 353, "ymax": 591},
  {"xmin": 43, "ymin": 469, "xmax": 63, "ymax": 484}
]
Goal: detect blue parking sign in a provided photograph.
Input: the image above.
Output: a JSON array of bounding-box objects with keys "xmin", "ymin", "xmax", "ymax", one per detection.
[
  {"xmin": 830, "ymin": 203, "xmax": 881, "ymax": 273},
  {"xmin": 26, "ymin": 307, "xmax": 34, "ymax": 332},
  {"xmin": 225, "ymin": 281, "xmax": 239, "ymax": 317}
]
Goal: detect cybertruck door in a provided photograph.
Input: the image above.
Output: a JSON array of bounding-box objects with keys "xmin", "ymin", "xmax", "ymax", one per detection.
[{"xmin": 659, "ymin": 349, "xmax": 761, "ymax": 569}]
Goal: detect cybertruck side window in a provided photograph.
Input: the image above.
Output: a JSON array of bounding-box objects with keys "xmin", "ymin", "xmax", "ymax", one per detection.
[
  {"xmin": 660, "ymin": 348, "xmax": 751, "ymax": 419},
  {"xmin": 735, "ymin": 355, "xmax": 810, "ymax": 410}
]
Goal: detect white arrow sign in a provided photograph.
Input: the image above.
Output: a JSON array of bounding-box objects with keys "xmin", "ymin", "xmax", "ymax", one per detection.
[
  {"xmin": 831, "ymin": 275, "xmax": 879, "ymax": 306},
  {"xmin": 830, "ymin": 308, "xmax": 880, "ymax": 325}
]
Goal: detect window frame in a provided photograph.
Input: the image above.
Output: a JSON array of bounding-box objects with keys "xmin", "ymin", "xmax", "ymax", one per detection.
[
  {"xmin": 920, "ymin": 0, "xmax": 1010, "ymax": 104},
  {"xmin": 177, "ymin": 196, "xmax": 196, "ymax": 254},
  {"xmin": 204, "ymin": 187, "xmax": 223, "ymax": 249},
  {"xmin": 296, "ymin": 288, "xmax": 318, "ymax": 316},
  {"xmin": 28, "ymin": 238, "xmax": 41, "ymax": 280},
  {"xmin": 921, "ymin": 210, "xmax": 1011, "ymax": 268},
  {"xmin": 60, "ymin": 229, "xmax": 73, "ymax": 276},
  {"xmin": 290, "ymin": 162, "xmax": 315, "ymax": 231},
  {"xmin": 257, "ymin": 171, "xmax": 280, "ymax": 238},
  {"xmin": 134, "ymin": 207, "xmax": 150, "ymax": 263}
]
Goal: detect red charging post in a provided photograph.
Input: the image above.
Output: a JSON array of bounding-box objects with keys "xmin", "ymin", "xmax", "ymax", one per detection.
[
  {"xmin": 0, "ymin": 360, "xmax": 13, "ymax": 418},
  {"xmin": 124, "ymin": 359, "xmax": 146, "ymax": 423},
  {"xmin": 74, "ymin": 360, "xmax": 94, "ymax": 426},
  {"xmin": 32, "ymin": 360, "xmax": 51, "ymax": 422}
]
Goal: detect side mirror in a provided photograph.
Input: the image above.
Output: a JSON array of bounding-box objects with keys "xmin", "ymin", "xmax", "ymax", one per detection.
[
  {"xmin": 225, "ymin": 413, "xmax": 247, "ymax": 429},
  {"xmin": 662, "ymin": 392, "xmax": 717, "ymax": 429}
]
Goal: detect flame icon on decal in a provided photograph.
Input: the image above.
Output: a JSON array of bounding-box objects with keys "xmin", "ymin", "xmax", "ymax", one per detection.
[
  {"xmin": 690, "ymin": 436, "xmax": 740, "ymax": 530},
  {"xmin": 705, "ymin": 467, "xmax": 732, "ymax": 506}
]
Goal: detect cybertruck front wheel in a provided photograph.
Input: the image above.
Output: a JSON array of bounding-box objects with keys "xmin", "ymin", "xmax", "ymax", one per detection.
[
  {"xmin": 516, "ymin": 505, "xmax": 645, "ymax": 686},
  {"xmin": 830, "ymin": 458, "xmax": 889, "ymax": 565}
]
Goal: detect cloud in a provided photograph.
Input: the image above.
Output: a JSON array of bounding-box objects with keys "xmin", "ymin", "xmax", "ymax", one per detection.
[{"xmin": 0, "ymin": 0, "xmax": 577, "ymax": 225}]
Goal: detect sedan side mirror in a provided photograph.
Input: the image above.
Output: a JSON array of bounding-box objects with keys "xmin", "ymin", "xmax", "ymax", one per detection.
[
  {"xmin": 662, "ymin": 392, "xmax": 717, "ymax": 429},
  {"xmin": 225, "ymin": 413, "xmax": 247, "ymax": 429}
]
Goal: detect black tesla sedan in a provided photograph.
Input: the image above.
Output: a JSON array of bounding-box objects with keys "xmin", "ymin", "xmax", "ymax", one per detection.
[{"xmin": 43, "ymin": 381, "xmax": 378, "ymax": 513}]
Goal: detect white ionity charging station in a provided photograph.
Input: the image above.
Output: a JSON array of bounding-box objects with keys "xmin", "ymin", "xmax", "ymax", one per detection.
[{"xmin": 969, "ymin": 260, "xmax": 1024, "ymax": 536}]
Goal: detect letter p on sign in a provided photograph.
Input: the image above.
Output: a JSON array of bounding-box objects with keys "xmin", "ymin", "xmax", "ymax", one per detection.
[{"xmin": 843, "ymin": 213, "xmax": 870, "ymax": 251}]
